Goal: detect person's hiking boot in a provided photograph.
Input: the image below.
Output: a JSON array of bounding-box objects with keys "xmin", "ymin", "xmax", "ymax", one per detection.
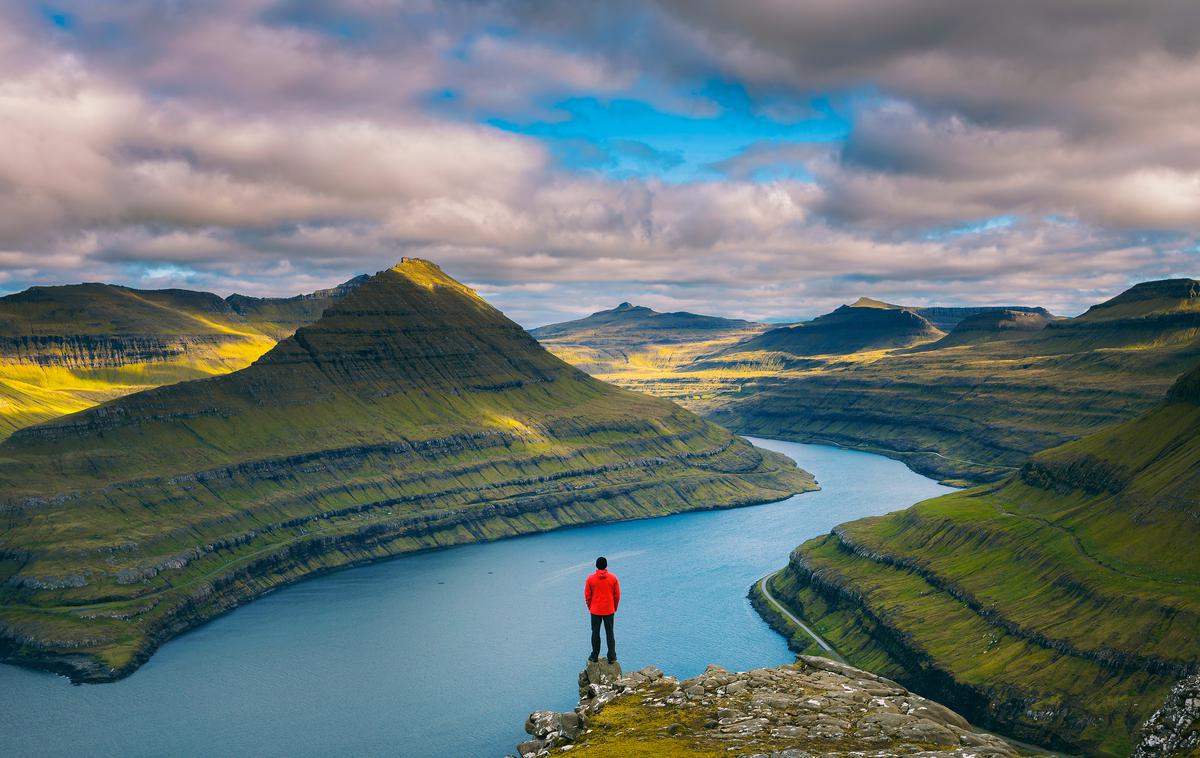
[
  {"xmin": 588, "ymin": 654, "xmax": 598, "ymax": 663},
  {"xmin": 607, "ymin": 656, "xmax": 617, "ymax": 664}
]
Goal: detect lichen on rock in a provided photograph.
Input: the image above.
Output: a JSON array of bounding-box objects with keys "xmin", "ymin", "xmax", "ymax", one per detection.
[
  {"xmin": 1131, "ymin": 673, "xmax": 1200, "ymax": 758},
  {"xmin": 511, "ymin": 656, "xmax": 1035, "ymax": 757}
]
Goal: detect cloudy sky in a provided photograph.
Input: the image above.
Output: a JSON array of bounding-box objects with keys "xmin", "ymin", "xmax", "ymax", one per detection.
[{"xmin": 1, "ymin": 1, "xmax": 1198, "ymax": 325}]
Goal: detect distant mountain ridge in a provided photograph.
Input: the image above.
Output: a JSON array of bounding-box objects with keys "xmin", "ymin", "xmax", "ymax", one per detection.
[
  {"xmin": 725, "ymin": 303, "xmax": 944, "ymax": 358},
  {"xmin": 846, "ymin": 296, "xmax": 1053, "ymax": 332},
  {"xmin": 531, "ymin": 302, "xmax": 762, "ymax": 341},
  {"xmin": 0, "ymin": 275, "xmax": 364, "ymax": 439},
  {"xmin": 1076, "ymin": 278, "xmax": 1200, "ymax": 322},
  {"xmin": 225, "ymin": 274, "xmax": 369, "ymax": 340},
  {"xmin": 706, "ymin": 277, "xmax": 1200, "ymax": 483},
  {"xmin": 926, "ymin": 308, "xmax": 1058, "ymax": 348},
  {"xmin": 532, "ymin": 301, "xmax": 769, "ymax": 378},
  {"xmin": 0, "ymin": 259, "xmax": 812, "ymax": 683}
]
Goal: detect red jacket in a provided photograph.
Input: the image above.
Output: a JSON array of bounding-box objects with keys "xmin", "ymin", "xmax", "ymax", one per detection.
[{"xmin": 585, "ymin": 569, "xmax": 620, "ymax": 616}]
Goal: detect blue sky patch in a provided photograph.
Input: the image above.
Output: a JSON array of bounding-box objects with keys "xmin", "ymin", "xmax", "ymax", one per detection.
[
  {"xmin": 488, "ymin": 87, "xmax": 851, "ymax": 182},
  {"xmin": 923, "ymin": 216, "xmax": 1017, "ymax": 240},
  {"xmin": 41, "ymin": 5, "xmax": 72, "ymax": 29}
]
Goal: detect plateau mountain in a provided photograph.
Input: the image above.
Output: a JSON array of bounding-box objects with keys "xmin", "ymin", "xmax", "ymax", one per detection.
[
  {"xmin": 719, "ymin": 303, "xmax": 944, "ymax": 359},
  {"xmin": 531, "ymin": 302, "xmax": 768, "ymax": 377}
]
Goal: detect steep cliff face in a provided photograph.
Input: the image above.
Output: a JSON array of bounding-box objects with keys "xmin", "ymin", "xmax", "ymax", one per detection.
[
  {"xmin": 0, "ymin": 259, "xmax": 812, "ymax": 683},
  {"xmin": 512, "ymin": 656, "xmax": 1032, "ymax": 757},
  {"xmin": 757, "ymin": 363, "xmax": 1200, "ymax": 756},
  {"xmin": 0, "ymin": 278, "xmax": 361, "ymax": 439}
]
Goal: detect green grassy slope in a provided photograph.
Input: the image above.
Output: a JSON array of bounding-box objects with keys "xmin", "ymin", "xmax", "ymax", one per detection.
[
  {"xmin": 0, "ymin": 259, "xmax": 813, "ymax": 683},
  {"xmin": 761, "ymin": 363, "xmax": 1200, "ymax": 756},
  {"xmin": 708, "ymin": 278, "xmax": 1200, "ymax": 484},
  {"xmin": 0, "ymin": 278, "xmax": 361, "ymax": 439}
]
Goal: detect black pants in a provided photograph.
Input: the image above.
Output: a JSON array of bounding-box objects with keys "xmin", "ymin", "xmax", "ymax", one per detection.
[{"xmin": 590, "ymin": 613, "xmax": 615, "ymax": 661}]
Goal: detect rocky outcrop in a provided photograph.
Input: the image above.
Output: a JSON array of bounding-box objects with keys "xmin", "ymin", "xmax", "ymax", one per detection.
[
  {"xmin": 515, "ymin": 659, "xmax": 631, "ymax": 756},
  {"xmin": 511, "ymin": 656, "xmax": 1028, "ymax": 757},
  {"xmin": 1132, "ymin": 674, "xmax": 1200, "ymax": 758}
]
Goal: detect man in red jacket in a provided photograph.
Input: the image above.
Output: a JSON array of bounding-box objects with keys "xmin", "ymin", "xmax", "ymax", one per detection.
[{"xmin": 585, "ymin": 556, "xmax": 620, "ymax": 663}]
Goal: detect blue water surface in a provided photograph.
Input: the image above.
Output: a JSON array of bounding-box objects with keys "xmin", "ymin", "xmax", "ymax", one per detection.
[{"xmin": 0, "ymin": 439, "xmax": 952, "ymax": 757}]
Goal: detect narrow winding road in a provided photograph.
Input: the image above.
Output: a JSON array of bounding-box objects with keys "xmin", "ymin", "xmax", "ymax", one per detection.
[{"xmin": 758, "ymin": 570, "xmax": 846, "ymax": 664}]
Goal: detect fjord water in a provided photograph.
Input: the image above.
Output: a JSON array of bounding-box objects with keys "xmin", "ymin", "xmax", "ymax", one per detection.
[{"xmin": 0, "ymin": 439, "xmax": 951, "ymax": 757}]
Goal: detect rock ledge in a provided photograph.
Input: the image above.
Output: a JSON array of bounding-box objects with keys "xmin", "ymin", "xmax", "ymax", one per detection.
[{"xmin": 511, "ymin": 655, "xmax": 1038, "ymax": 757}]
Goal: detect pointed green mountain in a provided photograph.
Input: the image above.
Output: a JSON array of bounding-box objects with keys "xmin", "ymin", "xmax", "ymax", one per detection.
[
  {"xmin": 761, "ymin": 362, "xmax": 1200, "ymax": 756},
  {"xmin": 0, "ymin": 259, "xmax": 811, "ymax": 683}
]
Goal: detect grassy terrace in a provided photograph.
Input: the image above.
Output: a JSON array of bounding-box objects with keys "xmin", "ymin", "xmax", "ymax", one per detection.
[{"xmin": 762, "ymin": 373, "xmax": 1200, "ymax": 757}]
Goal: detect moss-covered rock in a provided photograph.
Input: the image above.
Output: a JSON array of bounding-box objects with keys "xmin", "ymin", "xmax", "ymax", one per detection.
[{"xmin": 512, "ymin": 656, "xmax": 1036, "ymax": 757}]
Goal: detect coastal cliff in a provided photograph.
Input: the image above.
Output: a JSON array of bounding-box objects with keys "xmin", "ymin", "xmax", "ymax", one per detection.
[
  {"xmin": 753, "ymin": 363, "xmax": 1200, "ymax": 756},
  {"xmin": 0, "ymin": 259, "xmax": 813, "ymax": 683}
]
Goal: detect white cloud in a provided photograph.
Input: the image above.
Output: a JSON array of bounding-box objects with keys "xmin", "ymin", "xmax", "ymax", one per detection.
[{"xmin": 0, "ymin": 1, "xmax": 1196, "ymax": 327}]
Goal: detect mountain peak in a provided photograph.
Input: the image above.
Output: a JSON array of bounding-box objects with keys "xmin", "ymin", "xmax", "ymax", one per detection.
[
  {"xmin": 614, "ymin": 301, "xmax": 635, "ymax": 311},
  {"xmin": 387, "ymin": 258, "xmax": 484, "ymax": 302},
  {"xmin": 849, "ymin": 296, "xmax": 903, "ymax": 310}
]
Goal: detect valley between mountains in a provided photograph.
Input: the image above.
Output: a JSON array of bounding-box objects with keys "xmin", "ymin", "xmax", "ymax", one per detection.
[
  {"xmin": 536, "ymin": 280, "xmax": 1200, "ymax": 486},
  {"xmin": 0, "ymin": 259, "xmax": 811, "ymax": 683},
  {"xmin": 533, "ymin": 280, "xmax": 1200, "ymax": 757},
  {"xmin": 2, "ymin": 261, "xmax": 1198, "ymax": 757}
]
